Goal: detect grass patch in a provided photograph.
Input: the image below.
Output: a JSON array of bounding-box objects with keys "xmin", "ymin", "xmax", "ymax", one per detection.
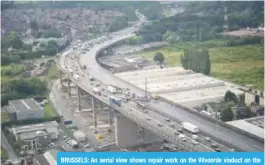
[
  {"xmin": 1, "ymin": 147, "xmax": 8, "ymax": 160},
  {"xmin": 1, "ymin": 112, "xmax": 10, "ymax": 123},
  {"xmin": 139, "ymin": 43, "xmax": 264, "ymax": 90},
  {"xmin": 1, "ymin": 64, "xmax": 26, "ymax": 77},
  {"xmin": 44, "ymin": 102, "xmax": 58, "ymax": 118},
  {"xmin": 209, "ymin": 45, "xmax": 264, "ymax": 89},
  {"xmin": 47, "ymin": 63, "xmax": 59, "ymax": 80}
]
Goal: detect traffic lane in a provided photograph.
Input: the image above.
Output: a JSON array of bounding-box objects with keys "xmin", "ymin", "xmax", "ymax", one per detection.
[{"xmin": 149, "ymin": 101, "xmax": 264, "ymax": 152}]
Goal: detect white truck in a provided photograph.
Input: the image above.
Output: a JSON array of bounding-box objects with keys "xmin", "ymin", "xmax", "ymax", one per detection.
[
  {"xmin": 92, "ymin": 87, "xmax": 100, "ymax": 94},
  {"xmin": 73, "ymin": 74, "xmax": 80, "ymax": 80},
  {"xmin": 181, "ymin": 122, "xmax": 199, "ymax": 133},
  {"xmin": 107, "ymin": 86, "xmax": 117, "ymax": 93}
]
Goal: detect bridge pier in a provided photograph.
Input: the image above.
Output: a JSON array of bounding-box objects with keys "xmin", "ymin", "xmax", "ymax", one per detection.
[
  {"xmin": 67, "ymin": 78, "xmax": 71, "ymax": 97},
  {"xmin": 114, "ymin": 112, "xmax": 162, "ymax": 148},
  {"xmin": 108, "ymin": 107, "xmax": 113, "ymax": 126},
  {"xmin": 91, "ymin": 96, "xmax": 97, "ymax": 128},
  {"xmin": 77, "ymin": 86, "xmax": 81, "ymax": 111},
  {"xmin": 114, "ymin": 112, "xmax": 138, "ymax": 148}
]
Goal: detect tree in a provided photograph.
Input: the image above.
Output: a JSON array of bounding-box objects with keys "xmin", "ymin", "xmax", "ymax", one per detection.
[
  {"xmin": 221, "ymin": 106, "xmax": 234, "ymax": 122},
  {"xmin": 180, "ymin": 49, "xmax": 211, "ymax": 75},
  {"xmin": 224, "ymin": 91, "xmax": 238, "ymax": 104},
  {"xmin": 8, "ymin": 32, "xmax": 23, "ymax": 49},
  {"xmin": 153, "ymin": 52, "xmax": 165, "ymax": 64},
  {"xmin": 236, "ymin": 106, "xmax": 252, "ymax": 119},
  {"xmin": 30, "ymin": 21, "xmax": 38, "ymax": 30},
  {"xmin": 203, "ymin": 49, "xmax": 211, "ymax": 75}
]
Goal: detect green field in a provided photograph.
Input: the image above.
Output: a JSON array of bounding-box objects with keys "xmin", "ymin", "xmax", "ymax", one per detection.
[
  {"xmin": 47, "ymin": 63, "xmax": 59, "ymax": 80},
  {"xmin": 138, "ymin": 44, "xmax": 264, "ymax": 90},
  {"xmin": 1, "ymin": 112, "xmax": 10, "ymax": 123},
  {"xmin": 44, "ymin": 102, "xmax": 58, "ymax": 118}
]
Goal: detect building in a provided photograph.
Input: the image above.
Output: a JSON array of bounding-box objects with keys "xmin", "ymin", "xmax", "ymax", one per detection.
[
  {"xmin": 33, "ymin": 149, "xmax": 59, "ymax": 165},
  {"xmin": 10, "ymin": 121, "xmax": 59, "ymax": 150},
  {"xmin": 226, "ymin": 116, "xmax": 264, "ymax": 141},
  {"xmin": 244, "ymin": 89, "xmax": 264, "ymax": 111},
  {"xmin": 7, "ymin": 98, "xmax": 44, "ymax": 121}
]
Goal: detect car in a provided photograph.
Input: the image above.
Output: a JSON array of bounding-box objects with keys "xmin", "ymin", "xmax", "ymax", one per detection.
[
  {"xmin": 204, "ymin": 136, "xmax": 211, "ymax": 142},
  {"xmin": 191, "ymin": 140, "xmax": 198, "ymax": 145},
  {"xmin": 177, "ymin": 128, "xmax": 183, "ymax": 133},
  {"xmin": 178, "ymin": 134, "xmax": 186, "ymax": 141},
  {"xmin": 143, "ymin": 110, "xmax": 148, "ymax": 113},
  {"xmin": 165, "ymin": 118, "xmax": 170, "ymax": 122},
  {"xmin": 211, "ymin": 143, "xmax": 218, "ymax": 148},
  {"xmin": 169, "ymin": 123, "xmax": 175, "ymax": 128},
  {"xmin": 146, "ymin": 117, "xmax": 151, "ymax": 121},
  {"xmin": 192, "ymin": 134, "xmax": 199, "ymax": 141},
  {"xmin": 174, "ymin": 131, "xmax": 179, "ymax": 135},
  {"xmin": 214, "ymin": 148, "xmax": 221, "ymax": 152},
  {"xmin": 230, "ymin": 149, "xmax": 235, "ymax": 152},
  {"xmin": 157, "ymin": 123, "xmax": 163, "ymax": 127},
  {"xmin": 84, "ymin": 144, "xmax": 91, "ymax": 148}
]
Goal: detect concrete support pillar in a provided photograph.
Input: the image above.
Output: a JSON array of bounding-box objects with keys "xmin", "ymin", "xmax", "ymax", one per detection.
[
  {"xmin": 91, "ymin": 96, "xmax": 97, "ymax": 128},
  {"xmin": 100, "ymin": 102, "xmax": 103, "ymax": 111},
  {"xmin": 108, "ymin": 107, "xmax": 112, "ymax": 126},
  {"xmin": 114, "ymin": 112, "xmax": 138, "ymax": 148},
  {"xmin": 67, "ymin": 78, "xmax": 71, "ymax": 97},
  {"xmin": 77, "ymin": 86, "xmax": 81, "ymax": 111}
]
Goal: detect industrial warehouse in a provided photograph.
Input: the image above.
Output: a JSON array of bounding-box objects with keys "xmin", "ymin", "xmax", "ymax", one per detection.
[{"xmin": 114, "ymin": 67, "xmax": 245, "ymax": 108}]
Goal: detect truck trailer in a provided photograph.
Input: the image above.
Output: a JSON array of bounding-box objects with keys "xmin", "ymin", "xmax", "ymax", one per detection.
[
  {"xmin": 181, "ymin": 122, "xmax": 199, "ymax": 133},
  {"xmin": 107, "ymin": 86, "xmax": 117, "ymax": 93}
]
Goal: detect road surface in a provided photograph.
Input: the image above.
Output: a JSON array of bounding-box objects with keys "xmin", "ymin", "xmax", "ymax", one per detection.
[{"xmin": 1, "ymin": 132, "xmax": 20, "ymax": 163}]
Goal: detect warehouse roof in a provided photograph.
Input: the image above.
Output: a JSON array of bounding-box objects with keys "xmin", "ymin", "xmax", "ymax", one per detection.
[
  {"xmin": 12, "ymin": 121, "xmax": 58, "ymax": 135},
  {"xmin": 8, "ymin": 98, "xmax": 42, "ymax": 113},
  {"xmin": 226, "ymin": 117, "xmax": 264, "ymax": 140}
]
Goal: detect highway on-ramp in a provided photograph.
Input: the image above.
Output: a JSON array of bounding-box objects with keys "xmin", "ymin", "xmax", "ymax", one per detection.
[{"xmin": 60, "ymin": 13, "xmax": 264, "ymax": 152}]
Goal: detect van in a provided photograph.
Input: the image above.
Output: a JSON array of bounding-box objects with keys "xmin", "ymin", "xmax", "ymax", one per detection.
[{"xmin": 192, "ymin": 134, "xmax": 199, "ymax": 141}]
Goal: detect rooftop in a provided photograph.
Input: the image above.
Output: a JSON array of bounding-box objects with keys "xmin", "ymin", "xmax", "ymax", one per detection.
[
  {"xmin": 115, "ymin": 67, "xmax": 246, "ymax": 108},
  {"xmin": 226, "ymin": 116, "xmax": 264, "ymax": 140},
  {"xmin": 43, "ymin": 149, "xmax": 58, "ymax": 165},
  {"xmin": 8, "ymin": 98, "xmax": 42, "ymax": 113},
  {"xmin": 34, "ymin": 149, "xmax": 60, "ymax": 165},
  {"xmin": 12, "ymin": 121, "xmax": 58, "ymax": 135}
]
